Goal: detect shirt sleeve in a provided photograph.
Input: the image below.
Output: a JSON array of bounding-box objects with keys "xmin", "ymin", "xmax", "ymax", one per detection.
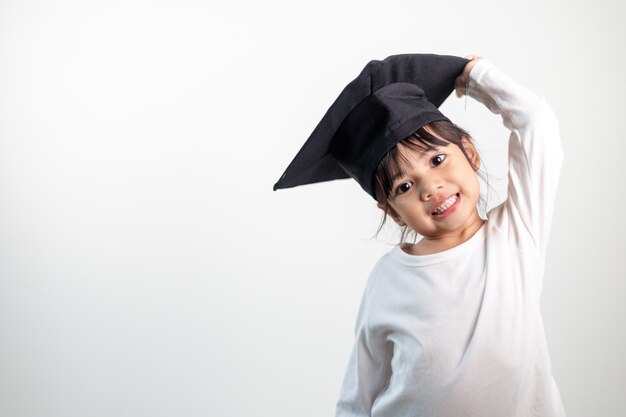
[
  {"xmin": 335, "ymin": 280, "xmax": 393, "ymax": 417},
  {"xmin": 463, "ymin": 58, "xmax": 564, "ymax": 255}
]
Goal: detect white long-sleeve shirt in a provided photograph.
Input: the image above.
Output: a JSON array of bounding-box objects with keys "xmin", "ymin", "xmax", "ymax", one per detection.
[{"xmin": 335, "ymin": 58, "xmax": 567, "ymax": 417}]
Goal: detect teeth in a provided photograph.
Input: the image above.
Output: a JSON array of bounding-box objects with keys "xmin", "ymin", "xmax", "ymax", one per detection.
[{"xmin": 433, "ymin": 194, "xmax": 458, "ymax": 214}]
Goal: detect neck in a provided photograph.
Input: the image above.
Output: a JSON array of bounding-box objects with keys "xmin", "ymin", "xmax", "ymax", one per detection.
[{"xmin": 405, "ymin": 213, "xmax": 485, "ymax": 256}]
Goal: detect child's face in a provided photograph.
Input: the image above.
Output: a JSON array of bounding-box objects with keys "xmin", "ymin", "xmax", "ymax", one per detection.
[{"xmin": 377, "ymin": 136, "xmax": 482, "ymax": 241}]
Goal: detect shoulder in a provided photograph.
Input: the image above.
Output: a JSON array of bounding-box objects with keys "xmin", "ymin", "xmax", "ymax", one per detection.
[{"xmin": 361, "ymin": 248, "xmax": 402, "ymax": 293}]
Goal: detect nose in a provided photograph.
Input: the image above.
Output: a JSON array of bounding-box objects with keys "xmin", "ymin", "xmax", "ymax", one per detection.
[{"xmin": 420, "ymin": 178, "xmax": 444, "ymax": 201}]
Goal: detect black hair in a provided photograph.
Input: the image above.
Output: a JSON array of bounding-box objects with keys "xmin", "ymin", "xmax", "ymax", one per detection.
[{"xmin": 371, "ymin": 119, "xmax": 493, "ymax": 244}]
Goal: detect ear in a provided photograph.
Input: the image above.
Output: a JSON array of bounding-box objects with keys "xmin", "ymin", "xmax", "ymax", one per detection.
[
  {"xmin": 461, "ymin": 136, "xmax": 481, "ymax": 171},
  {"xmin": 376, "ymin": 201, "xmax": 406, "ymax": 227}
]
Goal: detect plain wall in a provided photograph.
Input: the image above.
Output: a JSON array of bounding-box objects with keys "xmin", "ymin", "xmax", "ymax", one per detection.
[{"xmin": 0, "ymin": 0, "xmax": 624, "ymax": 416}]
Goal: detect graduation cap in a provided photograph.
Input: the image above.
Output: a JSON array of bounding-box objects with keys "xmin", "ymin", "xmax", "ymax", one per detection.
[{"xmin": 272, "ymin": 53, "xmax": 469, "ymax": 201}]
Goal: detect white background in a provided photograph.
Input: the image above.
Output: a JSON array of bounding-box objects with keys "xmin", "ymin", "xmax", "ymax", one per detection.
[{"xmin": 0, "ymin": 1, "xmax": 624, "ymax": 416}]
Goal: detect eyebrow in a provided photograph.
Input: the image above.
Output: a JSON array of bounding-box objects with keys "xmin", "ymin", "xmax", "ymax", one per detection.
[{"xmin": 390, "ymin": 146, "xmax": 440, "ymax": 185}]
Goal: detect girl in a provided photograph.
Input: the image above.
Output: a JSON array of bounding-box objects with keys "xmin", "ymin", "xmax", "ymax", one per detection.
[{"xmin": 273, "ymin": 53, "xmax": 566, "ymax": 416}]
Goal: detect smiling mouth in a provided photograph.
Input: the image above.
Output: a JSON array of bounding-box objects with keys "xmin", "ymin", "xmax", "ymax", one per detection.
[{"xmin": 431, "ymin": 193, "xmax": 460, "ymax": 217}]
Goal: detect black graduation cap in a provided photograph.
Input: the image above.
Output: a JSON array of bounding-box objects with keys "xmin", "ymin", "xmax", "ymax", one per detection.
[{"xmin": 272, "ymin": 53, "xmax": 469, "ymax": 201}]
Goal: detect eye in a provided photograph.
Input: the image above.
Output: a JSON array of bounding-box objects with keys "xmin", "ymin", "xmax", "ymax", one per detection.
[
  {"xmin": 432, "ymin": 154, "xmax": 446, "ymax": 166},
  {"xmin": 395, "ymin": 181, "xmax": 412, "ymax": 196}
]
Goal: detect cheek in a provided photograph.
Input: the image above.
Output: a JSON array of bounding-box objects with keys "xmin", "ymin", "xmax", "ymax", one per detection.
[
  {"xmin": 395, "ymin": 202, "xmax": 423, "ymax": 218},
  {"xmin": 454, "ymin": 169, "xmax": 480, "ymax": 195},
  {"xmin": 464, "ymin": 175, "xmax": 481, "ymax": 199}
]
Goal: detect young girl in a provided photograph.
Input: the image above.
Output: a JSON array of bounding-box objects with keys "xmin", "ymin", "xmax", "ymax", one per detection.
[{"xmin": 273, "ymin": 53, "xmax": 566, "ymax": 416}]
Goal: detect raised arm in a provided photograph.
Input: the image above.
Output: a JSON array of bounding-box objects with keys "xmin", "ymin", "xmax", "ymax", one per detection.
[{"xmin": 459, "ymin": 58, "xmax": 564, "ymax": 255}]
